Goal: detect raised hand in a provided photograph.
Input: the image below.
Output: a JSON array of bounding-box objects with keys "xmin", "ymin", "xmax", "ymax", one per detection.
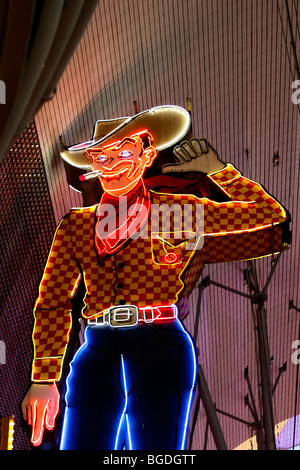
[{"xmin": 162, "ymin": 138, "xmax": 226, "ymax": 175}]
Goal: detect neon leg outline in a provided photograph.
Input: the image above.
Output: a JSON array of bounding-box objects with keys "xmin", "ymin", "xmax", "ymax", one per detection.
[
  {"xmin": 177, "ymin": 320, "xmax": 198, "ymax": 450},
  {"xmin": 114, "ymin": 354, "xmax": 132, "ymax": 450},
  {"xmin": 59, "ymin": 330, "xmax": 89, "ymax": 450}
]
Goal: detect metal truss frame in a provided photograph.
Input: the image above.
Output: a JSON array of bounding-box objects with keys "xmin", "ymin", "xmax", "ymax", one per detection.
[{"xmin": 194, "ymin": 251, "xmax": 288, "ymax": 450}]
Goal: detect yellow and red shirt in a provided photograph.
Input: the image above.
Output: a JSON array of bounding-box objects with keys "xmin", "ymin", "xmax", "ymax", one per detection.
[{"xmin": 31, "ymin": 164, "xmax": 288, "ymax": 382}]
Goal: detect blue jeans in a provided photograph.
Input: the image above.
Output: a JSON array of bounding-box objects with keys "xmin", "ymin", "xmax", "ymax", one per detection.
[{"xmin": 60, "ymin": 318, "xmax": 197, "ymax": 450}]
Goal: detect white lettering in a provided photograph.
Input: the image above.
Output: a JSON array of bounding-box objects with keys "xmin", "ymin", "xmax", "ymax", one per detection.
[
  {"xmin": 0, "ymin": 80, "xmax": 5, "ymax": 104},
  {"xmin": 96, "ymin": 204, "xmax": 117, "ymax": 239},
  {"xmin": 0, "ymin": 340, "xmax": 5, "ymax": 364},
  {"xmin": 291, "ymin": 339, "xmax": 300, "ymax": 365},
  {"xmin": 148, "ymin": 454, "xmax": 196, "ymax": 464},
  {"xmin": 151, "ymin": 202, "xmax": 183, "ymax": 236},
  {"xmin": 95, "ymin": 201, "xmax": 205, "ymax": 251},
  {"xmin": 291, "ymin": 80, "xmax": 300, "ymax": 105},
  {"xmin": 103, "ymin": 454, "xmax": 138, "ymax": 467}
]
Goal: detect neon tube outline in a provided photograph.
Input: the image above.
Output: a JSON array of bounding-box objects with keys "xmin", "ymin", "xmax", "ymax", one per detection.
[
  {"xmin": 30, "ymin": 385, "xmax": 59, "ymax": 447},
  {"xmin": 87, "ymin": 131, "xmax": 156, "ymax": 197},
  {"xmin": 62, "ymin": 106, "xmax": 191, "ymax": 170},
  {"xmin": 95, "ymin": 183, "xmax": 151, "ymax": 255},
  {"xmin": 207, "ymin": 163, "xmax": 287, "ymax": 220},
  {"xmin": 113, "ymin": 315, "xmax": 197, "ymax": 451},
  {"xmin": 114, "ymin": 354, "xmax": 132, "ymax": 450},
  {"xmin": 32, "ymin": 159, "xmax": 288, "ymax": 383},
  {"xmin": 176, "ymin": 315, "xmax": 198, "ymax": 450},
  {"xmin": 59, "ymin": 331, "xmax": 89, "ymax": 450}
]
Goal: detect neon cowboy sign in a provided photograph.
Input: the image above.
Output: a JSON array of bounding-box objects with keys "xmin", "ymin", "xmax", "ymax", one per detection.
[{"xmin": 22, "ymin": 106, "xmax": 289, "ymax": 450}]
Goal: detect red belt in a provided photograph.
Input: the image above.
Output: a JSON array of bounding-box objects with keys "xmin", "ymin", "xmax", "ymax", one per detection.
[{"xmin": 87, "ymin": 304, "xmax": 178, "ymax": 328}]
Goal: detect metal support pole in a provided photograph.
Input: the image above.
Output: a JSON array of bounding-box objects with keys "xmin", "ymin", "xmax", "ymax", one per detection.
[
  {"xmin": 285, "ymin": 0, "xmax": 300, "ymax": 80},
  {"xmin": 272, "ymin": 363, "xmax": 287, "ymax": 396},
  {"xmin": 215, "ymin": 406, "xmax": 254, "ymax": 428},
  {"xmin": 246, "ymin": 259, "xmax": 276, "ymax": 450},
  {"xmin": 193, "ymin": 280, "xmax": 206, "ymax": 344},
  {"xmin": 244, "ymin": 368, "xmax": 265, "ymax": 449},
  {"xmin": 205, "ymin": 277, "xmax": 252, "ymax": 300},
  {"xmin": 203, "ymin": 420, "xmax": 209, "ymax": 450},
  {"xmin": 194, "ymin": 253, "xmax": 284, "ymax": 450},
  {"xmin": 262, "ymin": 252, "xmax": 282, "ymax": 296},
  {"xmin": 289, "ymin": 300, "xmax": 300, "ymax": 450},
  {"xmin": 255, "ymin": 303, "xmax": 276, "ymax": 450},
  {"xmin": 198, "ymin": 364, "xmax": 228, "ymax": 450},
  {"xmin": 292, "ymin": 321, "xmax": 300, "ymax": 450},
  {"xmin": 244, "ymin": 367, "xmax": 259, "ymax": 421}
]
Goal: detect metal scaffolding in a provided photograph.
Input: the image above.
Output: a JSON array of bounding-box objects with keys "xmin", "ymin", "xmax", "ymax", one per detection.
[{"xmin": 194, "ymin": 251, "xmax": 286, "ymax": 450}]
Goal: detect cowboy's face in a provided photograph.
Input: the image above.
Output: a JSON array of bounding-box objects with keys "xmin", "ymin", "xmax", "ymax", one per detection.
[{"xmin": 88, "ymin": 133, "xmax": 157, "ymax": 196}]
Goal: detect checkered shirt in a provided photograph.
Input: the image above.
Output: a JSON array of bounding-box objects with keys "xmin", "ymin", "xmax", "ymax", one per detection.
[{"xmin": 31, "ymin": 163, "xmax": 288, "ymax": 381}]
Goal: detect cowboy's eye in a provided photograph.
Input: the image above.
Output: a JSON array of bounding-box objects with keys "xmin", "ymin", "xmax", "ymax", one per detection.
[
  {"xmin": 94, "ymin": 154, "xmax": 108, "ymax": 163},
  {"xmin": 119, "ymin": 150, "xmax": 133, "ymax": 159}
]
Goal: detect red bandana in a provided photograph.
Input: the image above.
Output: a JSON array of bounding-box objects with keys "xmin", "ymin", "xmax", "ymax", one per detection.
[{"xmin": 95, "ymin": 182, "xmax": 151, "ymax": 256}]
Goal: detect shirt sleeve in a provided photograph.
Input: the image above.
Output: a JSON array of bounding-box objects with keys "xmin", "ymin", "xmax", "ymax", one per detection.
[
  {"xmin": 199, "ymin": 163, "xmax": 289, "ymax": 263},
  {"xmin": 31, "ymin": 214, "xmax": 81, "ymax": 382}
]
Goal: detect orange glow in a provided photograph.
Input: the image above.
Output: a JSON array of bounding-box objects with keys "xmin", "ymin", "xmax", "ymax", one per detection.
[
  {"xmin": 31, "ymin": 314, "xmax": 73, "ymax": 383},
  {"xmin": 86, "ymin": 130, "xmax": 157, "ymax": 197},
  {"xmin": 150, "ymin": 227, "xmax": 202, "ymax": 304},
  {"xmin": 30, "ymin": 384, "xmax": 60, "ymax": 447},
  {"xmin": 0, "ymin": 416, "xmax": 15, "ymax": 450},
  {"xmin": 164, "ymin": 253, "xmax": 179, "ymax": 263},
  {"xmin": 100, "ymin": 129, "xmax": 150, "ymax": 150},
  {"xmin": 95, "ymin": 182, "xmax": 151, "ymax": 256},
  {"xmin": 30, "ymin": 158, "xmax": 289, "ymax": 383},
  {"xmin": 31, "ymin": 399, "xmax": 50, "ymax": 446},
  {"xmin": 140, "ymin": 304, "xmax": 178, "ymax": 322},
  {"xmin": 207, "ymin": 163, "xmax": 287, "ymax": 220}
]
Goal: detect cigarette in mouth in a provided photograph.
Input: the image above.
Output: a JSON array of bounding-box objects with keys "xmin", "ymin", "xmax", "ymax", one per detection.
[{"xmin": 79, "ymin": 170, "xmax": 102, "ymax": 182}]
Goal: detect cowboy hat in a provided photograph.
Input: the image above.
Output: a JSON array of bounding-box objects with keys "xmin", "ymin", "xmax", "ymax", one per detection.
[{"xmin": 61, "ymin": 105, "xmax": 191, "ymax": 171}]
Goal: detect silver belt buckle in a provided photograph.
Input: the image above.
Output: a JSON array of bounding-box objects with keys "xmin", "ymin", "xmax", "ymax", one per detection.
[{"xmin": 109, "ymin": 305, "xmax": 138, "ymax": 328}]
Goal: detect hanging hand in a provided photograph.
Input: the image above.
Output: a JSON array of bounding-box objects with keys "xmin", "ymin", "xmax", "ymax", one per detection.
[{"xmin": 21, "ymin": 382, "xmax": 60, "ymax": 446}]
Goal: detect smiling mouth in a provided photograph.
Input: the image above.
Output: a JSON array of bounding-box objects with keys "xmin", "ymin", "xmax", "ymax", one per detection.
[
  {"xmin": 101, "ymin": 165, "xmax": 130, "ymax": 182},
  {"xmin": 101, "ymin": 166, "xmax": 129, "ymax": 181}
]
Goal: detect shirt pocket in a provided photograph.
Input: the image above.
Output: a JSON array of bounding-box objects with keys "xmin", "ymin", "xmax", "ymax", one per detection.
[{"xmin": 151, "ymin": 231, "xmax": 197, "ymax": 266}]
